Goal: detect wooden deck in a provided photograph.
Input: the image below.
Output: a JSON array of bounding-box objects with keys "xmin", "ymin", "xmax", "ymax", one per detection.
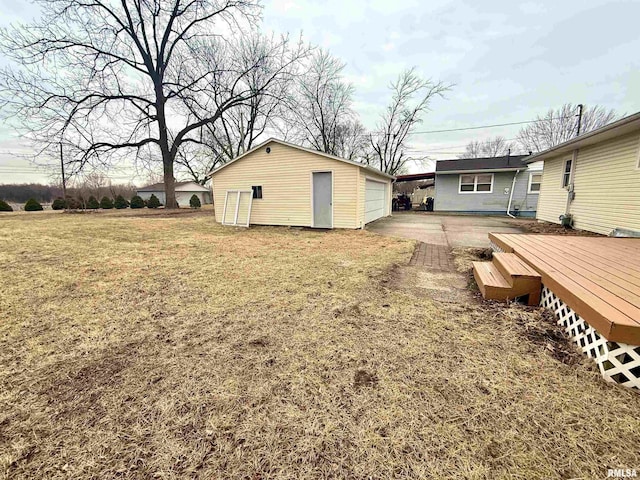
[{"xmin": 489, "ymin": 233, "xmax": 640, "ymax": 345}]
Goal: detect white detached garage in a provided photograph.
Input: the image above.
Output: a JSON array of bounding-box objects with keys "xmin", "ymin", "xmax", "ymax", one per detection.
[{"xmin": 207, "ymin": 139, "xmax": 394, "ymax": 229}]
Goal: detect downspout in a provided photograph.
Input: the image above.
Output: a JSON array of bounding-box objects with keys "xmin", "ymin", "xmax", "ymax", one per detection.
[{"xmin": 506, "ymin": 169, "xmax": 520, "ymax": 218}]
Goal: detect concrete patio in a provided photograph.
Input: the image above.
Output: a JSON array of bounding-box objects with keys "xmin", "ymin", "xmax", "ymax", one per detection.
[{"xmin": 367, "ymin": 212, "xmax": 526, "ymax": 248}]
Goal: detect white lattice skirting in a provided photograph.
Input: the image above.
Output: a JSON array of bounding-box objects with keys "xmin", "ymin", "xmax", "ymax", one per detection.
[
  {"xmin": 540, "ymin": 286, "xmax": 640, "ymax": 390},
  {"xmin": 489, "ymin": 241, "xmax": 504, "ymax": 253}
]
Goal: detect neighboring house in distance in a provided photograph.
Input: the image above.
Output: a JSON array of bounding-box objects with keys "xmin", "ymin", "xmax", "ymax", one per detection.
[
  {"xmin": 527, "ymin": 111, "xmax": 640, "ymax": 235},
  {"xmin": 207, "ymin": 138, "xmax": 394, "ymax": 229},
  {"xmin": 137, "ymin": 181, "xmax": 211, "ymax": 207},
  {"xmin": 434, "ymin": 155, "xmax": 542, "ymax": 217}
]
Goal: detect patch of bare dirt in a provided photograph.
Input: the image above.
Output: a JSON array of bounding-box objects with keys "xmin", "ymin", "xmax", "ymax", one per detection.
[
  {"xmin": 449, "ymin": 247, "xmax": 585, "ymax": 366},
  {"xmin": 512, "ymin": 219, "xmax": 602, "ymax": 236},
  {"xmin": 353, "ymin": 370, "xmax": 379, "ymax": 388}
]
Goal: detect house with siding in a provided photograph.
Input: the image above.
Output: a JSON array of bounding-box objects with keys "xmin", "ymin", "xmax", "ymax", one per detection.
[
  {"xmin": 207, "ymin": 138, "xmax": 394, "ymax": 229},
  {"xmin": 528, "ymin": 111, "xmax": 640, "ymax": 235},
  {"xmin": 137, "ymin": 181, "xmax": 211, "ymax": 206},
  {"xmin": 434, "ymin": 155, "xmax": 541, "ymax": 217}
]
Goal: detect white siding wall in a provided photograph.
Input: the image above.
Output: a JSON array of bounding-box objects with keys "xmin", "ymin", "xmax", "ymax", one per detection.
[
  {"xmin": 138, "ymin": 191, "xmax": 166, "ymax": 204},
  {"xmin": 137, "ymin": 191, "xmax": 210, "ymax": 206},
  {"xmin": 570, "ymin": 132, "xmax": 640, "ymax": 234},
  {"xmin": 536, "ymin": 155, "xmax": 570, "ymax": 224},
  {"xmin": 211, "ymin": 142, "xmax": 365, "ymax": 228},
  {"xmin": 176, "ymin": 191, "xmax": 208, "ymax": 207},
  {"xmin": 536, "ymin": 131, "xmax": 640, "ymax": 234}
]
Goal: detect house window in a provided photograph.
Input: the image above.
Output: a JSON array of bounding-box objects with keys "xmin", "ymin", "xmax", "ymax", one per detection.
[
  {"xmin": 252, "ymin": 185, "xmax": 262, "ymax": 199},
  {"xmin": 459, "ymin": 173, "xmax": 493, "ymax": 193},
  {"xmin": 562, "ymin": 159, "xmax": 572, "ymax": 188},
  {"xmin": 528, "ymin": 173, "xmax": 542, "ymax": 193}
]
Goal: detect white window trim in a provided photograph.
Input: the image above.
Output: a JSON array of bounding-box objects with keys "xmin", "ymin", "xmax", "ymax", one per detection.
[
  {"xmin": 528, "ymin": 172, "xmax": 542, "ymax": 194},
  {"xmin": 562, "ymin": 158, "xmax": 573, "ymax": 188},
  {"xmin": 458, "ymin": 173, "xmax": 494, "ymax": 194},
  {"xmin": 636, "ymin": 135, "xmax": 640, "ymax": 170}
]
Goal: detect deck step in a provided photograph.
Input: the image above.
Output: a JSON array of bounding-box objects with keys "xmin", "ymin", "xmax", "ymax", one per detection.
[
  {"xmin": 472, "ymin": 261, "xmax": 511, "ymax": 299},
  {"xmin": 493, "ymin": 252, "xmax": 541, "ymax": 286},
  {"xmin": 472, "ymin": 260, "xmax": 542, "ymax": 306}
]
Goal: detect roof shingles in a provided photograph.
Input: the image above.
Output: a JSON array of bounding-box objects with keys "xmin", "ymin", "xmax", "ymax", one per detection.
[{"xmin": 436, "ymin": 155, "xmax": 529, "ymax": 173}]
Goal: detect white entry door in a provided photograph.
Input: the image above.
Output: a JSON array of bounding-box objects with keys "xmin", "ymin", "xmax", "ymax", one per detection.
[
  {"xmin": 312, "ymin": 172, "xmax": 333, "ymax": 228},
  {"xmin": 365, "ymin": 179, "xmax": 386, "ymax": 224}
]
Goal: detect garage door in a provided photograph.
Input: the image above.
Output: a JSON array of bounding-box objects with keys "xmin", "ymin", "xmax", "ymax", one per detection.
[{"xmin": 365, "ymin": 179, "xmax": 386, "ymax": 224}]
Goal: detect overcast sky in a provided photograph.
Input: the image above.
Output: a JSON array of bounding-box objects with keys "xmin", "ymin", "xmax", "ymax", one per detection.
[{"xmin": 1, "ymin": 0, "xmax": 639, "ymax": 184}]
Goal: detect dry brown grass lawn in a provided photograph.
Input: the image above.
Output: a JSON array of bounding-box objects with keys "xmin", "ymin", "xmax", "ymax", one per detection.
[{"xmin": 1, "ymin": 210, "xmax": 639, "ymax": 479}]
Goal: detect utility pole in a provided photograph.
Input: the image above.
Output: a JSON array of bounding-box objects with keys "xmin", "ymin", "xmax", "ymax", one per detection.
[
  {"xmin": 60, "ymin": 142, "xmax": 66, "ymax": 198},
  {"xmin": 576, "ymin": 104, "xmax": 584, "ymax": 137}
]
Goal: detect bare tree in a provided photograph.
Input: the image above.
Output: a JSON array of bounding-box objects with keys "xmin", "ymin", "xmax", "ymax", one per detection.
[
  {"xmin": 458, "ymin": 136, "xmax": 514, "ymax": 158},
  {"xmin": 0, "ymin": 0, "xmax": 304, "ymax": 208},
  {"xmin": 517, "ymin": 103, "xmax": 618, "ymax": 153},
  {"xmin": 332, "ymin": 120, "xmax": 369, "ymax": 160},
  {"xmin": 174, "ymin": 33, "xmax": 305, "ymax": 184},
  {"xmin": 285, "ymin": 49, "xmax": 364, "ymax": 158},
  {"xmin": 368, "ymin": 68, "xmax": 450, "ymax": 175}
]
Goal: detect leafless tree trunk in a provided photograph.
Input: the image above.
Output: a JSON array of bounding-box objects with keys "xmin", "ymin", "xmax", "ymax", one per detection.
[
  {"xmin": 517, "ymin": 103, "xmax": 618, "ymax": 153},
  {"xmin": 459, "ymin": 136, "xmax": 514, "ymax": 158},
  {"xmin": 0, "ymin": 0, "xmax": 305, "ymax": 208},
  {"xmin": 368, "ymin": 68, "xmax": 450, "ymax": 175}
]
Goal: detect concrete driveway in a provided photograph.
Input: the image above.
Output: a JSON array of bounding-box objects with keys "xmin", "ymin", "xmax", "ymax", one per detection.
[{"xmin": 367, "ymin": 212, "xmax": 526, "ymax": 248}]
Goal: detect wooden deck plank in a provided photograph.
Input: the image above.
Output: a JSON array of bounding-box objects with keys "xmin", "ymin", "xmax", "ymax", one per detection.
[
  {"xmin": 503, "ymin": 236, "xmax": 640, "ymax": 317},
  {"xmin": 524, "ymin": 236, "xmax": 640, "ymax": 292},
  {"xmin": 472, "ymin": 261, "xmax": 511, "ymax": 300},
  {"xmin": 520, "ymin": 236, "xmax": 640, "ymax": 309},
  {"xmin": 562, "ymin": 238, "xmax": 640, "ymax": 269},
  {"xmin": 498, "ymin": 234, "xmax": 640, "ymax": 277},
  {"xmin": 493, "ymin": 252, "xmax": 540, "ymax": 280},
  {"xmin": 548, "ymin": 236, "xmax": 640, "ymax": 270},
  {"xmin": 509, "ymin": 234, "xmax": 640, "ymax": 271},
  {"xmin": 504, "ymin": 239, "xmax": 638, "ymax": 325},
  {"xmin": 496, "ymin": 234, "xmax": 640, "ymax": 344},
  {"xmin": 502, "ymin": 235, "xmax": 640, "ymax": 317}
]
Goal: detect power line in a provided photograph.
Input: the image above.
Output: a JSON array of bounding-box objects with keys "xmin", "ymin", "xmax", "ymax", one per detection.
[
  {"xmin": 407, "ymin": 118, "xmax": 564, "ymax": 135},
  {"xmin": 361, "ymin": 115, "xmax": 576, "ymax": 138}
]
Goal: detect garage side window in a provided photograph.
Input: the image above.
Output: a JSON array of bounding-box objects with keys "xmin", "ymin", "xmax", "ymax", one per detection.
[
  {"xmin": 252, "ymin": 186, "xmax": 262, "ymax": 199},
  {"xmin": 459, "ymin": 174, "xmax": 493, "ymax": 193}
]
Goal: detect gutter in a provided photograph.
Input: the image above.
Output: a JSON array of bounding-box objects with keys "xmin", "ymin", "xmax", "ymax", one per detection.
[
  {"xmin": 436, "ymin": 168, "xmax": 522, "ymax": 174},
  {"xmin": 506, "ymin": 169, "xmax": 520, "ymax": 218}
]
